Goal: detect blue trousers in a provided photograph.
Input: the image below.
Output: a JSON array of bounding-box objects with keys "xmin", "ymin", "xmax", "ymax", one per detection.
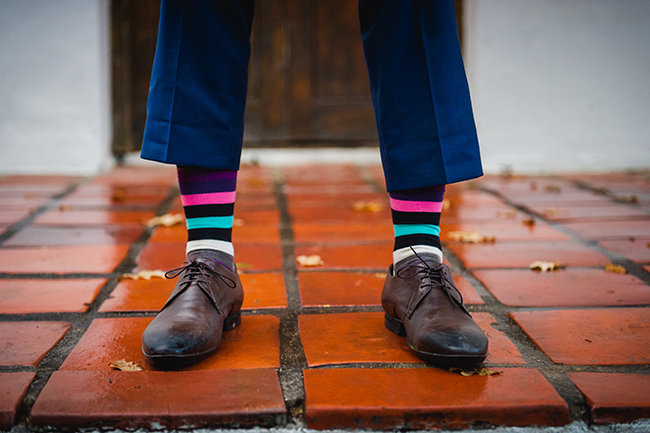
[{"xmin": 141, "ymin": 0, "xmax": 482, "ymax": 191}]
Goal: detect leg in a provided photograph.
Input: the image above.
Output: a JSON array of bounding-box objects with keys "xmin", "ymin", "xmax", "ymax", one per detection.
[
  {"xmin": 141, "ymin": 0, "xmax": 254, "ymax": 169},
  {"xmin": 141, "ymin": 0, "xmax": 252, "ymax": 368},
  {"xmin": 360, "ymin": 0, "xmax": 487, "ymax": 367}
]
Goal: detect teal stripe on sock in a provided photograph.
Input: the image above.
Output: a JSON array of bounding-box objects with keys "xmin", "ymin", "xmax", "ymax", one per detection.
[
  {"xmin": 186, "ymin": 216, "xmax": 234, "ymax": 230},
  {"xmin": 393, "ymin": 224, "xmax": 440, "ymax": 237}
]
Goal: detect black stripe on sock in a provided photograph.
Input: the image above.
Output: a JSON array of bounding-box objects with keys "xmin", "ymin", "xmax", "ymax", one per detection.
[
  {"xmin": 391, "ymin": 209, "xmax": 440, "ymax": 225},
  {"xmin": 184, "ymin": 203, "xmax": 235, "ymax": 218},
  {"xmin": 393, "ymin": 234, "xmax": 441, "ymax": 251},
  {"xmin": 187, "ymin": 228, "xmax": 232, "ymax": 242}
]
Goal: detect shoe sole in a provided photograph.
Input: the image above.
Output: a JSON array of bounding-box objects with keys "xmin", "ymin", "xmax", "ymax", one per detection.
[
  {"xmin": 384, "ymin": 313, "xmax": 487, "ymax": 368},
  {"xmin": 143, "ymin": 312, "xmax": 242, "ymax": 369}
]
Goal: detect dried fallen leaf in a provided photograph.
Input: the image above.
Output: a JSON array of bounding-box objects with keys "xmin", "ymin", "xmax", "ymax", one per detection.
[
  {"xmin": 616, "ymin": 194, "xmax": 639, "ymax": 204},
  {"xmin": 447, "ymin": 230, "xmax": 496, "ymax": 244},
  {"xmin": 246, "ymin": 178, "xmax": 266, "ymax": 187},
  {"xmin": 530, "ymin": 261, "xmax": 564, "ymax": 272},
  {"xmin": 497, "ymin": 209, "xmax": 517, "ymax": 219},
  {"xmin": 543, "ymin": 185, "xmax": 562, "ymax": 194},
  {"xmin": 146, "ymin": 213, "xmax": 184, "ymax": 228},
  {"xmin": 119, "ymin": 270, "xmax": 166, "ymax": 280},
  {"xmin": 522, "ymin": 217, "xmax": 536, "ymax": 227},
  {"xmin": 58, "ymin": 205, "xmax": 73, "ymax": 212},
  {"xmin": 604, "ymin": 263, "xmax": 627, "ymax": 274},
  {"xmin": 112, "ymin": 189, "xmax": 126, "ymax": 203},
  {"xmin": 449, "ymin": 367, "xmax": 501, "ymax": 377},
  {"xmin": 296, "ymin": 255, "xmax": 324, "ymax": 267},
  {"xmin": 352, "ymin": 201, "xmax": 384, "ymax": 213},
  {"xmin": 109, "ymin": 359, "xmax": 143, "ymax": 372},
  {"xmin": 542, "ymin": 208, "xmax": 558, "ymax": 217}
]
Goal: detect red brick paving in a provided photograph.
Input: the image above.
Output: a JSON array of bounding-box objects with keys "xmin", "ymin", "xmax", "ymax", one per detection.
[
  {"xmin": 0, "ymin": 279, "xmax": 105, "ymax": 313},
  {"xmin": 0, "ymin": 372, "xmax": 35, "ymax": 429},
  {"xmin": 0, "ymin": 166, "xmax": 648, "ymax": 430},
  {"xmin": 0, "ymin": 322, "xmax": 70, "ymax": 366},
  {"xmin": 30, "ymin": 369, "xmax": 285, "ymax": 429},
  {"xmin": 511, "ymin": 308, "xmax": 650, "ymax": 365},
  {"xmin": 303, "ymin": 367, "xmax": 570, "ymax": 429},
  {"xmin": 568, "ymin": 372, "xmax": 650, "ymax": 424},
  {"xmin": 474, "ymin": 268, "xmax": 650, "ymax": 307}
]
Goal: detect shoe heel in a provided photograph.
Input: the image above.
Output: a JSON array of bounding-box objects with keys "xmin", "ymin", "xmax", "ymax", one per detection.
[
  {"xmin": 223, "ymin": 312, "xmax": 241, "ymax": 331},
  {"xmin": 384, "ymin": 313, "xmax": 406, "ymax": 336}
]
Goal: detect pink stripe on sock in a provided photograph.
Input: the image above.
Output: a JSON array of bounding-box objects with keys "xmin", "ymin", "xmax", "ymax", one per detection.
[
  {"xmin": 390, "ymin": 197, "xmax": 443, "ymax": 213},
  {"xmin": 181, "ymin": 191, "xmax": 236, "ymax": 206}
]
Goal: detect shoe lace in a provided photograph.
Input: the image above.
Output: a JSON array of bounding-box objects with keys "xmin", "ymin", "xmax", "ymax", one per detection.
[
  {"xmin": 163, "ymin": 260, "xmax": 236, "ymax": 314},
  {"xmin": 396, "ymin": 248, "xmax": 469, "ymax": 318}
]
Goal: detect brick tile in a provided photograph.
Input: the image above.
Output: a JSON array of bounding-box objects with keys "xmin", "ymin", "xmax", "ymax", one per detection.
[
  {"xmin": 282, "ymin": 165, "xmax": 365, "ymax": 184},
  {"xmin": 0, "ymin": 372, "xmax": 35, "ymax": 429},
  {"xmin": 0, "ymin": 174, "xmax": 80, "ymax": 186},
  {"xmin": 101, "ymin": 273, "xmax": 286, "ymax": 312},
  {"xmin": 0, "ymin": 245, "xmax": 130, "ymax": 274},
  {"xmin": 0, "ymin": 209, "xmax": 31, "ymax": 225},
  {"xmin": 295, "ymin": 243, "xmax": 393, "ymax": 270},
  {"xmin": 446, "ymin": 241, "xmax": 610, "ymax": 269},
  {"xmin": 299, "ymin": 272, "xmax": 482, "ymax": 307},
  {"xmin": 0, "ymin": 279, "xmax": 105, "ymax": 313},
  {"xmin": 60, "ymin": 316, "xmax": 280, "ymax": 371},
  {"xmin": 563, "ymin": 220, "xmax": 650, "ymax": 240},
  {"xmin": 284, "ymin": 184, "xmax": 376, "ymax": 195},
  {"xmin": 150, "ymin": 224, "xmax": 281, "ymax": 243},
  {"xmin": 31, "ymin": 369, "xmax": 285, "ymax": 429},
  {"xmin": 233, "ymin": 209, "xmax": 280, "ymax": 225},
  {"xmin": 136, "ymin": 242, "xmax": 283, "ymax": 272},
  {"xmin": 442, "ymin": 204, "xmax": 529, "ymax": 223},
  {"xmin": 299, "ymin": 272, "xmax": 384, "ymax": 307},
  {"xmin": 474, "ymin": 269, "xmax": 650, "ymax": 307},
  {"xmin": 511, "ymin": 308, "xmax": 650, "ymax": 364},
  {"xmin": 525, "ymin": 203, "xmax": 648, "ymax": 221},
  {"xmin": 568, "ymin": 372, "xmax": 650, "ymax": 424},
  {"xmin": 598, "ymin": 238, "xmax": 650, "ymax": 263},
  {"xmin": 0, "ymin": 322, "xmax": 70, "ymax": 366},
  {"xmin": 293, "ymin": 223, "xmax": 393, "ymax": 243},
  {"xmin": 0, "ymin": 196, "xmax": 50, "ymax": 209},
  {"xmin": 287, "ymin": 192, "xmax": 386, "ymax": 208},
  {"xmin": 33, "ymin": 209, "xmax": 155, "ymax": 226},
  {"xmin": 59, "ymin": 193, "xmax": 165, "ymax": 208},
  {"xmin": 289, "ymin": 205, "xmax": 391, "ymax": 223},
  {"xmin": 441, "ymin": 221, "xmax": 569, "ymax": 241},
  {"xmin": 304, "ymin": 367, "xmax": 569, "ymax": 429},
  {"xmin": 299, "ymin": 312, "xmax": 524, "ymax": 366},
  {"xmin": 4, "ymin": 226, "xmax": 143, "ymax": 246}
]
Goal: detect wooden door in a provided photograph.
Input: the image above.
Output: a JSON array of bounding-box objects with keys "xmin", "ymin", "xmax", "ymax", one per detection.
[{"xmin": 244, "ymin": 0, "xmax": 376, "ymax": 146}]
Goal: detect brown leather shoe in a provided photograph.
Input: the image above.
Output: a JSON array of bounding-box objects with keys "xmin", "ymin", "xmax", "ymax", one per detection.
[
  {"xmin": 382, "ymin": 253, "xmax": 488, "ymax": 367},
  {"xmin": 141, "ymin": 251, "xmax": 243, "ymax": 368}
]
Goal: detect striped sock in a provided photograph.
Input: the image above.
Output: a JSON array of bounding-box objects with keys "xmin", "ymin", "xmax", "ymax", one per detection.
[
  {"xmin": 177, "ymin": 166, "xmax": 237, "ymax": 264},
  {"xmin": 390, "ymin": 185, "xmax": 446, "ymax": 265}
]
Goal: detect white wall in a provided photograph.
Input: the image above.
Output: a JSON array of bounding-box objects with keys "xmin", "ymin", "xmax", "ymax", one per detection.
[
  {"xmin": 0, "ymin": 0, "xmax": 112, "ymax": 174},
  {"xmin": 464, "ymin": 0, "xmax": 650, "ymax": 174}
]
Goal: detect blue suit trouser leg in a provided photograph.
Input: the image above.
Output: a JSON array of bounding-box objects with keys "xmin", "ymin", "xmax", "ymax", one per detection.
[
  {"xmin": 141, "ymin": 0, "xmax": 482, "ymax": 190},
  {"xmin": 140, "ymin": 0, "xmax": 254, "ymax": 170},
  {"xmin": 359, "ymin": 0, "xmax": 482, "ymax": 191}
]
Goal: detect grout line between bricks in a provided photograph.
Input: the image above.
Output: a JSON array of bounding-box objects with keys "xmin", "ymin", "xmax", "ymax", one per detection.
[{"xmin": 272, "ymin": 167, "xmax": 308, "ymax": 427}]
